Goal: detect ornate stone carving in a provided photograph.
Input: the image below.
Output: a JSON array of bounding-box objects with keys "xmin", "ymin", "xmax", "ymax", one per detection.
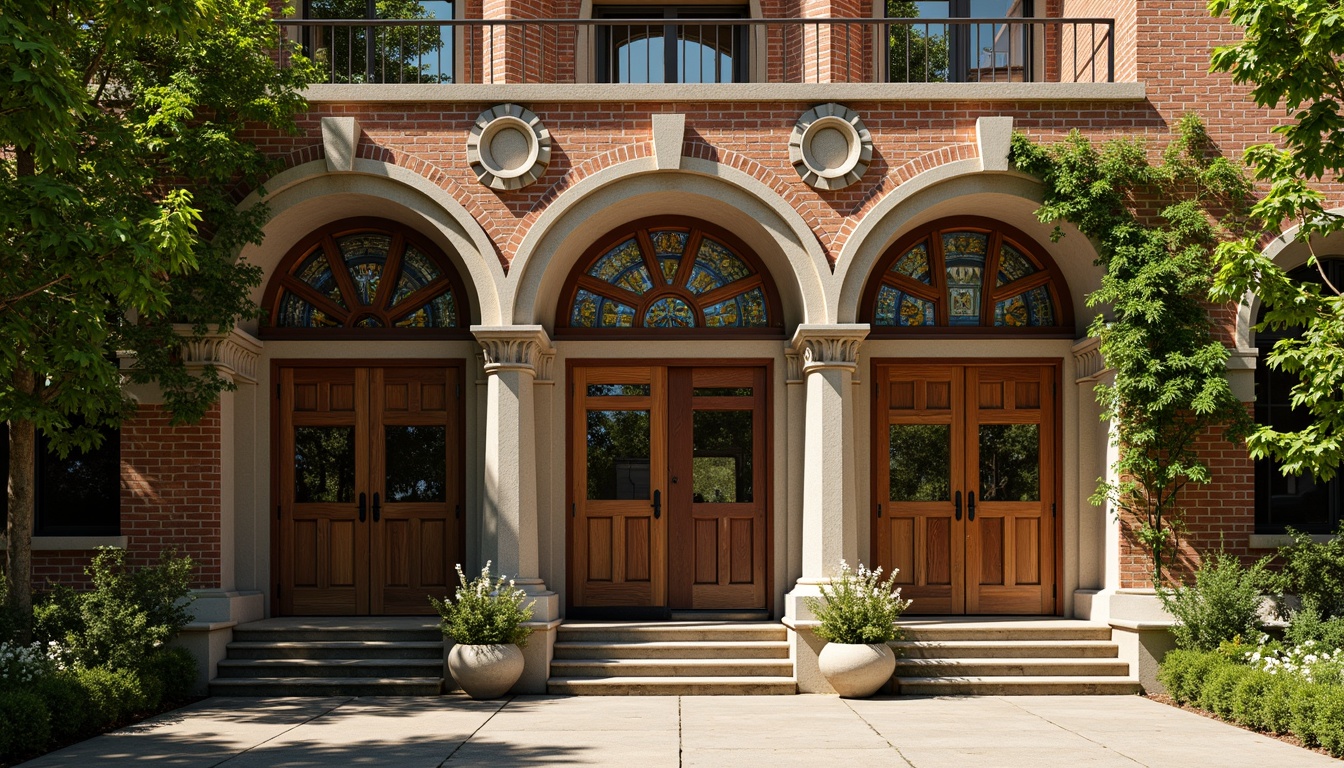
[
  {"xmin": 785, "ymin": 351, "xmax": 804, "ymax": 384},
  {"xmin": 172, "ymin": 325, "xmax": 262, "ymax": 384},
  {"xmin": 790, "ymin": 324, "xmax": 869, "ymax": 373},
  {"xmin": 472, "ymin": 326, "xmax": 553, "ymax": 375},
  {"xmin": 789, "ymin": 103, "xmax": 872, "ymax": 191},
  {"xmin": 467, "ymin": 104, "xmax": 551, "ymax": 191},
  {"xmin": 1072, "ymin": 336, "xmax": 1109, "ymax": 382}
]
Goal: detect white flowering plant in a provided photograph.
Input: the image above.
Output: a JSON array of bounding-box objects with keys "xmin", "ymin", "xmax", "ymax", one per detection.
[
  {"xmin": 429, "ymin": 562, "xmax": 535, "ymax": 647},
  {"xmin": 0, "ymin": 640, "xmax": 69, "ymax": 685},
  {"xmin": 1245, "ymin": 634, "xmax": 1344, "ymax": 685},
  {"xmin": 805, "ymin": 560, "xmax": 912, "ymax": 645}
]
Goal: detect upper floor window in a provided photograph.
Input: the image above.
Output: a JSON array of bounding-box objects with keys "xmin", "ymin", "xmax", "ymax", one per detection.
[
  {"xmin": 862, "ymin": 217, "xmax": 1073, "ymax": 335},
  {"xmin": 261, "ymin": 218, "xmax": 470, "ymax": 339},
  {"xmin": 0, "ymin": 420, "xmax": 121, "ymax": 537},
  {"xmin": 302, "ymin": 0, "xmax": 455, "ymax": 83},
  {"xmin": 886, "ymin": 0, "xmax": 1032, "ymax": 82},
  {"xmin": 558, "ymin": 217, "xmax": 783, "ymax": 337},
  {"xmin": 595, "ymin": 6, "xmax": 748, "ymax": 83},
  {"xmin": 1255, "ymin": 259, "xmax": 1344, "ymax": 534}
]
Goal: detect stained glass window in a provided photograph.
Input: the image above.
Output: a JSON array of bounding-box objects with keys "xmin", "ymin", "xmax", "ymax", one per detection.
[
  {"xmin": 868, "ymin": 223, "xmax": 1067, "ymax": 331},
  {"xmin": 267, "ymin": 221, "xmax": 465, "ymax": 334},
  {"xmin": 563, "ymin": 223, "xmax": 776, "ymax": 332}
]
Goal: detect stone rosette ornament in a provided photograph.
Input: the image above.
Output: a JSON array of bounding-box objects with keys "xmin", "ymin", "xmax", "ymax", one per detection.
[
  {"xmin": 789, "ymin": 103, "xmax": 873, "ymax": 191},
  {"xmin": 467, "ymin": 103, "xmax": 551, "ymax": 191}
]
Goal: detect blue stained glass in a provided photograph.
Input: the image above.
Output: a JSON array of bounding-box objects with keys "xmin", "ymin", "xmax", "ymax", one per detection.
[
  {"xmin": 943, "ymin": 232, "xmax": 987, "ymax": 326},
  {"xmin": 1025, "ymin": 285, "xmax": 1056, "ymax": 326},
  {"xmin": 703, "ymin": 298, "xmax": 740, "ymax": 327},
  {"xmin": 644, "ymin": 297, "xmax": 695, "ymax": 327},
  {"xmin": 296, "ymin": 249, "xmax": 346, "ymax": 308},
  {"xmin": 589, "ymin": 239, "xmax": 653, "ymax": 295},
  {"xmin": 874, "ymin": 285, "xmax": 933, "ymax": 326},
  {"xmin": 890, "ymin": 243, "xmax": 932, "ymax": 284},
  {"xmin": 996, "ymin": 242, "xmax": 1037, "ymax": 286}
]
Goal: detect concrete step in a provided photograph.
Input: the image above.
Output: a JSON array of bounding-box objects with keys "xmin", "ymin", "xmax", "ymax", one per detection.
[
  {"xmin": 896, "ymin": 622, "xmax": 1112, "ymax": 642},
  {"xmin": 553, "ymin": 640, "xmax": 790, "ymax": 660},
  {"xmin": 892, "ymin": 657, "xmax": 1131, "ymax": 677},
  {"xmin": 225, "ymin": 641, "xmax": 444, "ymax": 660},
  {"xmin": 208, "ymin": 677, "xmax": 444, "ymax": 697},
  {"xmin": 547, "ymin": 676, "xmax": 797, "ymax": 695},
  {"xmin": 557, "ymin": 622, "xmax": 786, "ymax": 643},
  {"xmin": 232, "ymin": 627, "xmax": 442, "ymax": 644},
  {"xmin": 891, "ymin": 640, "xmax": 1120, "ymax": 659},
  {"xmin": 550, "ymin": 658, "xmax": 793, "ymax": 677},
  {"xmin": 893, "ymin": 675, "xmax": 1141, "ymax": 696},
  {"xmin": 216, "ymin": 658, "xmax": 444, "ymax": 679}
]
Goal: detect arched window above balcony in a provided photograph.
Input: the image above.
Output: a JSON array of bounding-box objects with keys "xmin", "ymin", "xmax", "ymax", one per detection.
[
  {"xmin": 862, "ymin": 217, "xmax": 1073, "ymax": 335},
  {"xmin": 261, "ymin": 218, "xmax": 470, "ymax": 339},
  {"xmin": 557, "ymin": 217, "xmax": 783, "ymax": 337}
]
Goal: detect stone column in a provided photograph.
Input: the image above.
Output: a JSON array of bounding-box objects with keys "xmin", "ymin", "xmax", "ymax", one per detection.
[
  {"xmin": 782, "ymin": 324, "xmax": 869, "ymax": 694},
  {"xmin": 472, "ymin": 325, "xmax": 560, "ymax": 694}
]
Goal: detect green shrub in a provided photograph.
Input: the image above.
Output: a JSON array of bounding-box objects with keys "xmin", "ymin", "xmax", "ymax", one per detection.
[
  {"xmin": 1261, "ymin": 674, "xmax": 1299, "ymax": 733},
  {"xmin": 1158, "ymin": 649, "xmax": 1229, "ymax": 703},
  {"xmin": 31, "ymin": 673, "xmax": 94, "ymax": 743},
  {"xmin": 1197, "ymin": 662, "xmax": 1249, "ymax": 717},
  {"xmin": 34, "ymin": 549, "xmax": 194, "ymax": 670},
  {"xmin": 1159, "ymin": 552, "xmax": 1270, "ymax": 651},
  {"xmin": 803, "ymin": 560, "xmax": 912, "ymax": 644},
  {"xmin": 1286, "ymin": 596, "xmax": 1344, "ymax": 649},
  {"xmin": 0, "ymin": 689, "xmax": 52, "ymax": 762},
  {"xmin": 1314, "ymin": 686, "xmax": 1344, "ymax": 758},
  {"xmin": 1289, "ymin": 683, "xmax": 1328, "ymax": 747},
  {"xmin": 144, "ymin": 646, "xmax": 198, "ymax": 704},
  {"xmin": 76, "ymin": 666, "xmax": 149, "ymax": 729},
  {"xmin": 430, "ymin": 562, "xmax": 534, "ymax": 647},
  {"xmin": 1277, "ymin": 524, "xmax": 1344, "ymax": 619},
  {"xmin": 1231, "ymin": 668, "xmax": 1276, "ymax": 729}
]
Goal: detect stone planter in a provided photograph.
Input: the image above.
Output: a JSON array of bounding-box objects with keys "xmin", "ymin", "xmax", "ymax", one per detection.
[
  {"xmin": 817, "ymin": 642, "xmax": 896, "ymax": 698},
  {"xmin": 447, "ymin": 643, "xmax": 525, "ymax": 699}
]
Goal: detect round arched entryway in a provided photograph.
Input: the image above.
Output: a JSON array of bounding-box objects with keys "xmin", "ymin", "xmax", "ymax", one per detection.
[{"xmin": 860, "ymin": 217, "xmax": 1074, "ymax": 616}]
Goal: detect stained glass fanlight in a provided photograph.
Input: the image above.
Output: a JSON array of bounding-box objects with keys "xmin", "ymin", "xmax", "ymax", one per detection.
[
  {"xmin": 868, "ymin": 220, "xmax": 1069, "ymax": 331},
  {"xmin": 564, "ymin": 221, "xmax": 777, "ymax": 332},
  {"xmin": 266, "ymin": 220, "xmax": 466, "ymax": 335}
]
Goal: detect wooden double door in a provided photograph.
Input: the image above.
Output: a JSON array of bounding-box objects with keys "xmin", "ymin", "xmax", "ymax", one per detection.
[
  {"xmin": 570, "ymin": 365, "xmax": 769, "ymax": 613},
  {"xmin": 275, "ymin": 364, "xmax": 464, "ymax": 616},
  {"xmin": 873, "ymin": 362, "xmax": 1058, "ymax": 614}
]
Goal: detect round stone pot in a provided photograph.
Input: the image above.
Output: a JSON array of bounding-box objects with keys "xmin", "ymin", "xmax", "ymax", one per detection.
[
  {"xmin": 817, "ymin": 642, "xmax": 896, "ymax": 698},
  {"xmin": 448, "ymin": 643, "xmax": 525, "ymax": 699}
]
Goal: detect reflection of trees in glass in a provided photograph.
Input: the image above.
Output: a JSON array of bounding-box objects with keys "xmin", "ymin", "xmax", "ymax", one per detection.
[
  {"xmin": 886, "ymin": 1, "xmax": 950, "ymax": 83},
  {"xmin": 979, "ymin": 424, "xmax": 1039, "ymax": 501},
  {"xmin": 692, "ymin": 411, "xmax": 753, "ymax": 503},
  {"xmin": 385, "ymin": 426, "xmax": 446, "ymax": 502},
  {"xmin": 308, "ymin": 0, "xmax": 452, "ymax": 83},
  {"xmin": 587, "ymin": 410, "xmax": 651, "ymax": 500},
  {"xmin": 889, "ymin": 424, "xmax": 950, "ymax": 501},
  {"xmin": 295, "ymin": 427, "xmax": 356, "ymax": 503}
]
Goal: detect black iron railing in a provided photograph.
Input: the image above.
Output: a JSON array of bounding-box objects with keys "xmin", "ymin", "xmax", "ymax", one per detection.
[{"xmin": 274, "ymin": 17, "xmax": 1115, "ymax": 86}]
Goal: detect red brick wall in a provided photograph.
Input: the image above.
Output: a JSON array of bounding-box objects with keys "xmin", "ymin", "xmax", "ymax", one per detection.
[{"xmin": 30, "ymin": 404, "xmax": 223, "ymax": 593}]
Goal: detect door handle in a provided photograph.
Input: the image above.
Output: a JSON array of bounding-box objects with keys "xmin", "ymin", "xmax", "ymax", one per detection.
[
  {"xmin": 954, "ymin": 490, "xmax": 962, "ymax": 521},
  {"xmin": 967, "ymin": 491, "xmax": 976, "ymax": 522},
  {"xmin": 372, "ymin": 492, "xmax": 381, "ymax": 522},
  {"xmin": 358, "ymin": 492, "xmax": 367, "ymax": 523},
  {"xmin": 651, "ymin": 489, "xmax": 661, "ymax": 519}
]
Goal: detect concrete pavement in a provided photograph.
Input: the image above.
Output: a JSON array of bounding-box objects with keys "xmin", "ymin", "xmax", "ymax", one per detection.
[{"xmin": 19, "ymin": 694, "xmax": 1339, "ymax": 767}]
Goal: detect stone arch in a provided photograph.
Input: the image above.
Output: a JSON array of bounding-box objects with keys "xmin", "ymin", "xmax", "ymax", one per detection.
[
  {"xmin": 507, "ymin": 155, "xmax": 831, "ymax": 329},
  {"xmin": 1235, "ymin": 213, "xmax": 1344, "ymax": 353},
  {"xmin": 834, "ymin": 161, "xmax": 1102, "ymax": 335},
  {"xmin": 237, "ymin": 159, "xmax": 506, "ymax": 328}
]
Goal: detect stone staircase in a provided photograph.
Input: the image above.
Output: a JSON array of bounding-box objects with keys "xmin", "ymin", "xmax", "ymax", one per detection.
[
  {"xmin": 547, "ymin": 622, "xmax": 796, "ymax": 695},
  {"xmin": 209, "ymin": 618, "xmax": 445, "ymax": 696},
  {"xmin": 889, "ymin": 618, "xmax": 1140, "ymax": 695}
]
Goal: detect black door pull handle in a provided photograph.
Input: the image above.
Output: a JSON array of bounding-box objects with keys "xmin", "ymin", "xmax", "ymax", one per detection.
[
  {"xmin": 651, "ymin": 489, "xmax": 661, "ymax": 519},
  {"xmin": 954, "ymin": 490, "xmax": 962, "ymax": 521},
  {"xmin": 968, "ymin": 491, "xmax": 976, "ymax": 521},
  {"xmin": 358, "ymin": 492, "xmax": 367, "ymax": 523},
  {"xmin": 877, "ymin": 502, "xmax": 882, "ymax": 518},
  {"xmin": 372, "ymin": 492, "xmax": 381, "ymax": 522}
]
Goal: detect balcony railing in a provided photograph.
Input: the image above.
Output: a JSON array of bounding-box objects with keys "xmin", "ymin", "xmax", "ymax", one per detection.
[{"xmin": 275, "ymin": 16, "xmax": 1115, "ymax": 86}]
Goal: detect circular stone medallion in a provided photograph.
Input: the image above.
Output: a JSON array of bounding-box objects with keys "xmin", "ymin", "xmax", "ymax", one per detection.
[
  {"xmin": 467, "ymin": 104, "xmax": 552, "ymax": 191},
  {"xmin": 789, "ymin": 103, "xmax": 873, "ymax": 191}
]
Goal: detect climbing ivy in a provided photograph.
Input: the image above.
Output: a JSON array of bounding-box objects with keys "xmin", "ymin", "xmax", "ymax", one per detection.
[{"xmin": 1011, "ymin": 116, "xmax": 1254, "ymax": 585}]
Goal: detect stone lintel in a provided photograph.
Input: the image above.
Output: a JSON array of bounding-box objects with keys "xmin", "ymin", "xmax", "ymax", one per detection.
[
  {"xmin": 472, "ymin": 325, "xmax": 553, "ymax": 375},
  {"xmin": 789, "ymin": 324, "xmax": 869, "ymax": 373}
]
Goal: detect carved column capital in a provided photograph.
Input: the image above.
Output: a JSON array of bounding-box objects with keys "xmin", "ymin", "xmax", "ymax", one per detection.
[
  {"xmin": 1071, "ymin": 336, "xmax": 1110, "ymax": 383},
  {"xmin": 789, "ymin": 324, "xmax": 869, "ymax": 374},
  {"xmin": 171, "ymin": 324, "xmax": 263, "ymax": 384},
  {"xmin": 472, "ymin": 325, "xmax": 553, "ymax": 375}
]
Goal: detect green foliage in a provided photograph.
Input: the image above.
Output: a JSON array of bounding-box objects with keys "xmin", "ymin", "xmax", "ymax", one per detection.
[
  {"xmin": 1276, "ymin": 524, "xmax": 1344, "ymax": 619},
  {"xmin": 804, "ymin": 561, "xmax": 911, "ymax": 645},
  {"xmin": 1208, "ymin": 0, "xmax": 1344, "ymax": 482},
  {"xmin": 1290, "ymin": 682, "xmax": 1327, "ymax": 746},
  {"xmin": 74, "ymin": 666, "xmax": 151, "ymax": 730},
  {"xmin": 1230, "ymin": 667, "xmax": 1277, "ymax": 730},
  {"xmin": 1198, "ymin": 661, "xmax": 1250, "ymax": 717},
  {"xmin": 0, "ymin": 0, "xmax": 312, "ymax": 614},
  {"xmin": 1011, "ymin": 116, "xmax": 1255, "ymax": 585},
  {"xmin": 30, "ymin": 673, "xmax": 94, "ymax": 743},
  {"xmin": 1159, "ymin": 648, "xmax": 1233, "ymax": 703},
  {"xmin": 1158, "ymin": 552, "xmax": 1270, "ymax": 651},
  {"xmin": 33, "ymin": 549, "xmax": 194, "ymax": 671},
  {"xmin": 308, "ymin": 0, "xmax": 450, "ymax": 83},
  {"xmin": 430, "ymin": 562, "xmax": 534, "ymax": 647},
  {"xmin": 144, "ymin": 646, "xmax": 199, "ymax": 704},
  {"xmin": 884, "ymin": 1, "xmax": 950, "ymax": 83},
  {"xmin": 1286, "ymin": 600, "xmax": 1344, "ymax": 650},
  {"xmin": 0, "ymin": 689, "xmax": 52, "ymax": 761}
]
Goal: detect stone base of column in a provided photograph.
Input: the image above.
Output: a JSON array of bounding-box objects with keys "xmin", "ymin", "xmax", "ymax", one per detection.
[
  {"xmin": 513, "ymin": 580, "xmax": 560, "ymax": 693},
  {"xmin": 783, "ymin": 580, "xmax": 836, "ymax": 694}
]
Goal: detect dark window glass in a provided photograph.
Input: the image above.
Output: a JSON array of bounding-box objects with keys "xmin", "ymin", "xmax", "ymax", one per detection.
[
  {"xmin": 693, "ymin": 387, "xmax": 753, "ymax": 397},
  {"xmin": 294, "ymin": 426, "xmax": 357, "ymax": 503},
  {"xmin": 692, "ymin": 410, "xmax": 753, "ymax": 503},
  {"xmin": 1255, "ymin": 259, "xmax": 1344, "ymax": 533},
  {"xmin": 596, "ymin": 7, "xmax": 748, "ymax": 83},
  {"xmin": 587, "ymin": 384, "xmax": 652, "ymax": 397},
  {"xmin": 587, "ymin": 410, "xmax": 651, "ymax": 500},
  {"xmin": 385, "ymin": 426, "xmax": 447, "ymax": 503},
  {"xmin": 889, "ymin": 424, "xmax": 951, "ymax": 501},
  {"xmin": 978, "ymin": 424, "xmax": 1040, "ymax": 502},
  {"xmin": 0, "ymin": 420, "xmax": 121, "ymax": 536}
]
